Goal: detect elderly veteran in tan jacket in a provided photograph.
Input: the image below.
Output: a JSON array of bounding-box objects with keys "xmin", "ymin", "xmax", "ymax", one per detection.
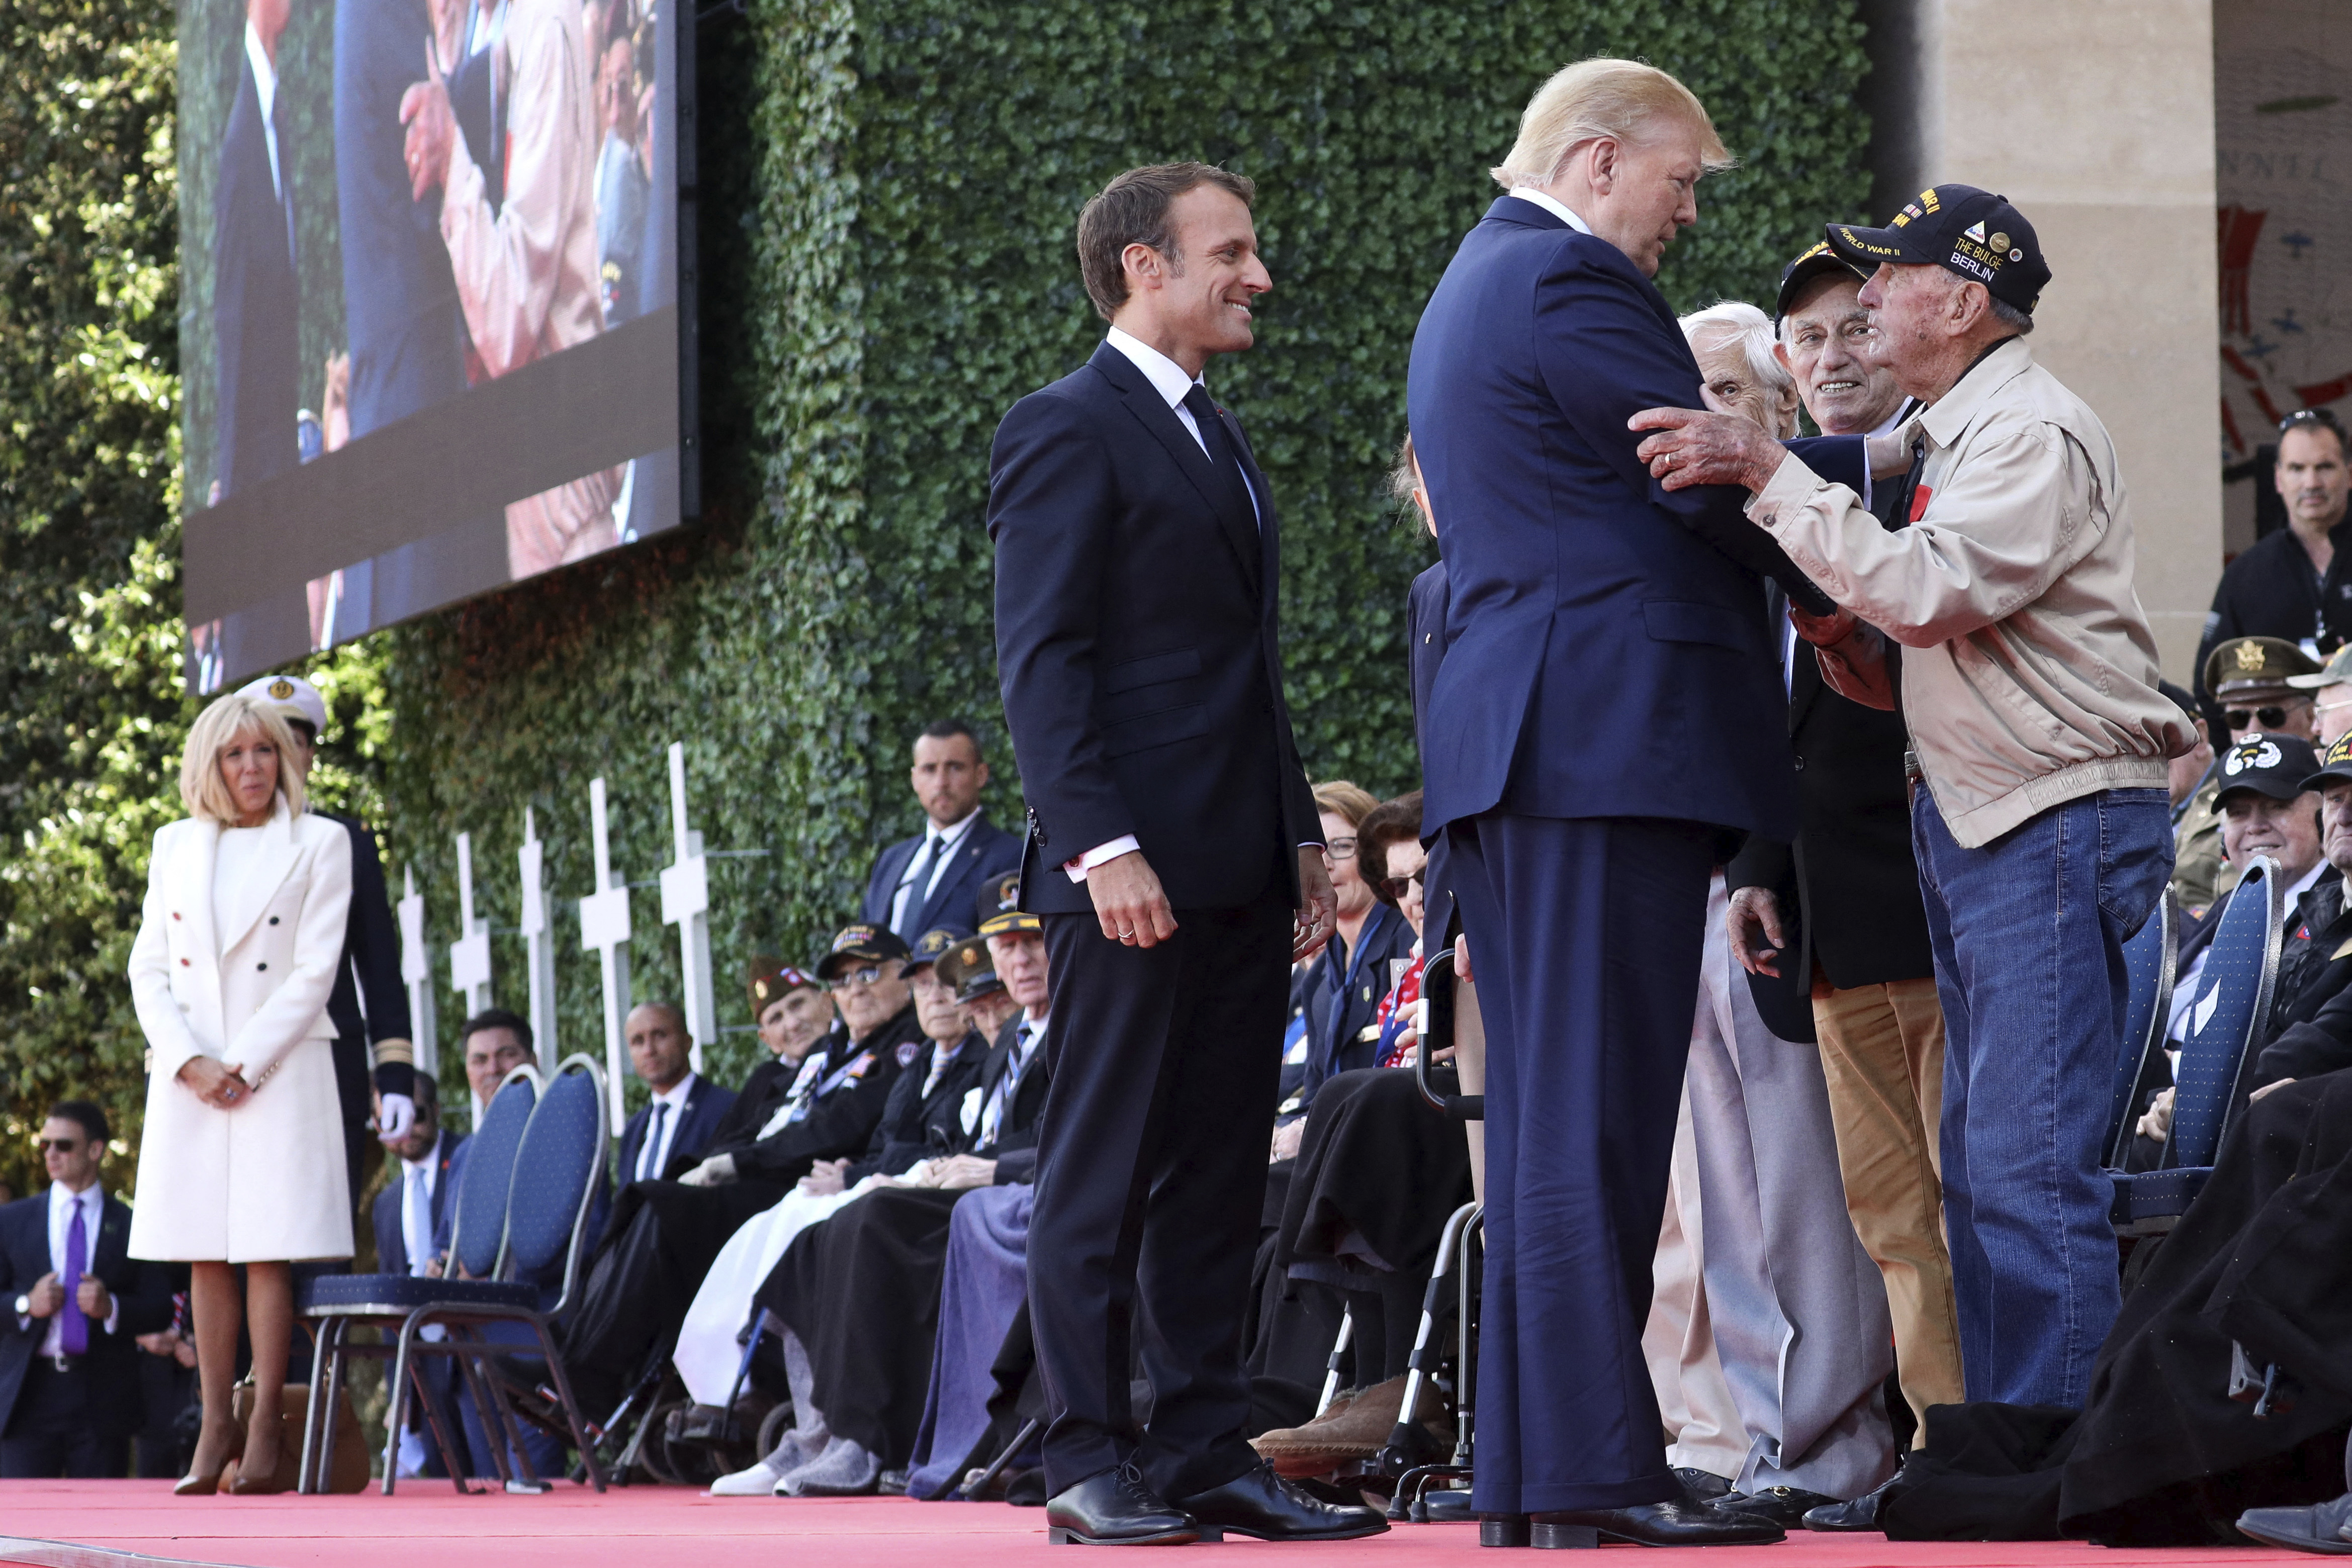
[{"xmin": 1631, "ymin": 185, "xmax": 2192, "ymax": 1417}]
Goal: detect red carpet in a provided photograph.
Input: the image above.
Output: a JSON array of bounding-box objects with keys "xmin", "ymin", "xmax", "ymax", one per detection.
[{"xmin": 0, "ymin": 1483, "xmax": 2315, "ymax": 1568}]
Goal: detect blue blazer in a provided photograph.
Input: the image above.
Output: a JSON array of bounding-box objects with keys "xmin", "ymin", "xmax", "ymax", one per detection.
[
  {"xmin": 0, "ymin": 1192, "xmax": 173, "ymax": 1441},
  {"xmin": 333, "ymin": 0, "xmax": 467, "ymax": 439},
  {"xmin": 371, "ymin": 1128, "xmax": 466, "ymax": 1276},
  {"xmin": 857, "ymin": 813, "xmax": 1024, "ymax": 933},
  {"xmin": 211, "ymin": 52, "xmax": 301, "ymax": 499},
  {"xmin": 613, "ymin": 1073, "xmax": 738, "ymax": 1185},
  {"xmin": 1406, "ymin": 197, "xmax": 1851, "ymax": 840},
  {"xmin": 990, "ymin": 343, "xmax": 1321, "ymax": 913}
]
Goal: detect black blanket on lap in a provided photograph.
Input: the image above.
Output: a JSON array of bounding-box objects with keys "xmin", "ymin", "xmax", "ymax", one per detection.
[{"xmin": 1883, "ymin": 1069, "xmax": 2352, "ymax": 1545}]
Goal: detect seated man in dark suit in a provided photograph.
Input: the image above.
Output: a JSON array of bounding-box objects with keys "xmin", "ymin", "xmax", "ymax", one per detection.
[
  {"xmin": 615, "ymin": 1001, "xmax": 738, "ymax": 1187},
  {"xmin": 372, "ymin": 1072, "xmax": 464, "ymax": 1477},
  {"xmin": 0, "ymin": 1102, "xmax": 174, "ymax": 1477},
  {"xmin": 858, "ymin": 720, "xmax": 1024, "ymax": 946},
  {"xmin": 754, "ymin": 896, "xmax": 1055, "ymax": 1496},
  {"xmin": 522, "ymin": 927, "xmax": 923, "ymax": 1418}
]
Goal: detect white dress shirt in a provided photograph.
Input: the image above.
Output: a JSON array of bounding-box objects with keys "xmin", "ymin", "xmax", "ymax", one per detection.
[
  {"xmin": 1505, "ymin": 187, "xmax": 1591, "ymax": 234},
  {"xmin": 21, "ymin": 1183, "xmax": 118, "ymax": 1353},
  {"xmin": 890, "ymin": 810, "xmax": 980, "ymax": 932},
  {"xmin": 635, "ymin": 1072, "xmax": 700, "ymax": 1182}
]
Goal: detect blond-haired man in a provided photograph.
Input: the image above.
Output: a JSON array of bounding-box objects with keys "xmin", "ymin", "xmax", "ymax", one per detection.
[{"xmin": 1405, "ymin": 60, "xmax": 1855, "ymax": 1548}]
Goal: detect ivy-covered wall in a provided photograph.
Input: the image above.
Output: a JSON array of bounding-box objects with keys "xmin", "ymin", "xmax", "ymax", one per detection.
[{"xmin": 369, "ymin": 0, "xmax": 1873, "ymax": 1106}]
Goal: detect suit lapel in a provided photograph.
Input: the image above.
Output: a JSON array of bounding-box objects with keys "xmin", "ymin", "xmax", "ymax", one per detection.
[
  {"xmin": 1091, "ymin": 346, "xmax": 1263, "ymax": 594},
  {"xmin": 218, "ymin": 801, "xmax": 302, "ymax": 955},
  {"xmin": 93, "ymin": 1196, "xmax": 129, "ymax": 1276}
]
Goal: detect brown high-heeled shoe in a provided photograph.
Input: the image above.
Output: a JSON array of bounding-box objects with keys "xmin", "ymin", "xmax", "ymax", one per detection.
[
  {"xmin": 172, "ymin": 1468, "xmax": 225, "ymax": 1497},
  {"xmin": 226, "ymin": 1403, "xmax": 294, "ymax": 1495},
  {"xmin": 176, "ymin": 1415, "xmax": 243, "ymax": 1496}
]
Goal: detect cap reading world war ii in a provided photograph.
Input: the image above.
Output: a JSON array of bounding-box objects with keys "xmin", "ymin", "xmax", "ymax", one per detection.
[
  {"xmin": 1824, "ymin": 184, "xmax": 2050, "ymax": 316},
  {"xmin": 2305, "ymin": 731, "xmax": 2352, "ymax": 793},
  {"xmin": 2214, "ymin": 732, "xmax": 2322, "ymax": 808},
  {"xmin": 1773, "ymin": 241, "xmax": 1864, "ymax": 326}
]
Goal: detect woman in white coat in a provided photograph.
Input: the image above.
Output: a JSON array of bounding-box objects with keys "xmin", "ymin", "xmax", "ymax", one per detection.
[{"xmin": 127, "ymin": 692, "xmax": 354, "ymax": 1495}]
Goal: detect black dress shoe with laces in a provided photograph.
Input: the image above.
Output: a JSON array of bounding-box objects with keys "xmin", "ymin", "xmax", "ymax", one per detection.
[
  {"xmin": 1046, "ymin": 1464, "xmax": 1197, "ymax": 1545},
  {"xmin": 1707, "ymin": 1485, "xmax": 1840, "ymax": 1528},
  {"xmin": 1530, "ymin": 1501, "xmax": 1786, "ymax": 1547},
  {"xmin": 1674, "ymin": 1466, "xmax": 1735, "ymax": 1504},
  {"xmin": 1175, "ymin": 1462, "xmax": 1388, "ymax": 1541}
]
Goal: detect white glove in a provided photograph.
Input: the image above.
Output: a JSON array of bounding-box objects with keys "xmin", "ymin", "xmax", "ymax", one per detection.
[
  {"xmin": 678, "ymin": 1153, "xmax": 737, "ymax": 1188},
  {"xmin": 377, "ymin": 1092, "xmax": 416, "ymax": 1146}
]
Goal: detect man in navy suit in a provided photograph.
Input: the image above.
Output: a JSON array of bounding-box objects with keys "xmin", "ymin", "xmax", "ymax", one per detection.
[
  {"xmin": 1404, "ymin": 60, "xmax": 1833, "ymax": 1548},
  {"xmin": 614, "ymin": 1001, "xmax": 738, "ymax": 1184},
  {"xmin": 991, "ymin": 162, "xmax": 1378, "ymax": 1546},
  {"xmin": 0, "ymin": 1103, "xmax": 173, "ymax": 1478},
  {"xmin": 211, "ymin": 0, "xmax": 302, "ymax": 504},
  {"xmin": 372, "ymin": 1074, "xmax": 464, "ymax": 1477},
  {"xmin": 858, "ymin": 721, "xmax": 1024, "ymax": 946}
]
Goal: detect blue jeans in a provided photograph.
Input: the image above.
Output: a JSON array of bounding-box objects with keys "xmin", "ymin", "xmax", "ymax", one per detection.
[{"xmin": 1911, "ymin": 784, "xmax": 2172, "ymax": 1407}]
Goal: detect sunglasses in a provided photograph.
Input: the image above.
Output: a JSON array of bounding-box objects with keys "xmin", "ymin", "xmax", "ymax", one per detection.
[
  {"xmin": 2226, "ymin": 705, "xmax": 2306, "ymax": 731},
  {"xmin": 38, "ymin": 1138, "xmax": 80, "ymax": 1154},
  {"xmin": 826, "ymin": 965, "xmax": 887, "ymax": 992},
  {"xmin": 1377, "ymin": 871, "xmax": 1425, "ymax": 902}
]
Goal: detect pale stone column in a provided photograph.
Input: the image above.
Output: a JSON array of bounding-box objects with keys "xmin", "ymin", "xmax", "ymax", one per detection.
[{"xmin": 1861, "ymin": 0, "xmax": 2222, "ymax": 682}]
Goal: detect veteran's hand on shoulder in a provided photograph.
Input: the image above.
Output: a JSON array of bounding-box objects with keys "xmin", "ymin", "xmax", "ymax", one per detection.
[{"xmin": 1629, "ymin": 406, "xmax": 1784, "ymax": 493}]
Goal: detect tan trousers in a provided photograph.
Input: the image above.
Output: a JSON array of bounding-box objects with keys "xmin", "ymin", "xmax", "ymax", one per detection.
[{"xmin": 1812, "ymin": 977, "xmax": 1964, "ymax": 1441}]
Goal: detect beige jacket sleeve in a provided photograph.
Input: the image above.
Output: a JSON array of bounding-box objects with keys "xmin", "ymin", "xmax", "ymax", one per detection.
[
  {"xmin": 439, "ymin": 2, "xmax": 577, "ymax": 377},
  {"xmin": 1750, "ymin": 425, "xmax": 2106, "ymax": 650}
]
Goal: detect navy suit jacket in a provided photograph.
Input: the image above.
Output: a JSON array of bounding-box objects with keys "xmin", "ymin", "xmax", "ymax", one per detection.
[
  {"xmin": 371, "ymin": 1129, "xmax": 466, "ymax": 1276},
  {"xmin": 1407, "ymin": 197, "xmax": 1839, "ymax": 840},
  {"xmin": 321, "ymin": 813, "xmax": 415, "ymax": 1119},
  {"xmin": 333, "ymin": 0, "xmax": 467, "ymax": 437},
  {"xmin": 857, "ymin": 813, "xmax": 1024, "ymax": 933},
  {"xmin": 613, "ymin": 1073, "xmax": 738, "ymax": 1185},
  {"xmin": 212, "ymin": 53, "xmax": 300, "ymax": 500},
  {"xmin": 990, "ymin": 343, "xmax": 1321, "ymax": 913},
  {"xmin": 0, "ymin": 1192, "xmax": 173, "ymax": 1441}
]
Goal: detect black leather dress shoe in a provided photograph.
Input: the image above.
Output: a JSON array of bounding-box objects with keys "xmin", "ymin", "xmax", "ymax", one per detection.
[
  {"xmin": 2237, "ymin": 1493, "xmax": 2352, "ymax": 1555},
  {"xmin": 1801, "ymin": 1463, "xmax": 1907, "ymax": 1532},
  {"xmin": 1477, "ymin": 1514, "xmax": 1530, "ymax": 1547},
  {"xmin": 1707, "ymin": 1486, "xmax": 1840, "ymax": 1528},
  {"xmin": 1046, "ymin": 1465, "xmax": 1198, "ymax": 1545},
  {"xmin": 1530, "ymin": 1501, "xmax": 1785, "ymax": 1547},
  {"xmin": 1674, "ymin": 1466, "xmax": 1734, "ymax": 1504},
  {"xmin": 1175, "ymin": 1462, "xmax": 1388, "ymax": 1541}
]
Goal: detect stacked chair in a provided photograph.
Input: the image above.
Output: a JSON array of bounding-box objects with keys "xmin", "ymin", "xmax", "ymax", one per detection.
[
  {"xmin": 295, "ymin": 1056, "xmax": 612, "ymax": 1494},
  {"xmin": 2110, "ymin": 857, "xmax": 2280, "ymax": 1237}
]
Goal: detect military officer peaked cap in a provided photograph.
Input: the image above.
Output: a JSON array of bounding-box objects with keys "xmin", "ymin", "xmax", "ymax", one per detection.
[
  {"xmin": 2206, "ymin": 635, "xmax": 2321, "ymax": 702},
  {"xmin": 935, "ymin": 933, "xmax": 1006, "ymax": 1004}
]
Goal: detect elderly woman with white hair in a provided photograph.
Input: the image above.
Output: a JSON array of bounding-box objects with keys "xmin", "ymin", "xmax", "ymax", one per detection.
[
  {"xmin": 1680, "ymin": 301, "xmax": 1801, "ymax": 441},
  {"xmin": 127, "ymin": 691, "xmax": 353, "ymax": 1496}
]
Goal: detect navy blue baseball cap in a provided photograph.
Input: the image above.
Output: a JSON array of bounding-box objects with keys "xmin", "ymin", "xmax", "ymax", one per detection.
[
  {"xmin": 1825, "ymin": 184, "xmax": 2049, "ymax": 316},
  {"xmin": 1773, "ymin": 241, "xmax": 1864, "ymax": 326}
]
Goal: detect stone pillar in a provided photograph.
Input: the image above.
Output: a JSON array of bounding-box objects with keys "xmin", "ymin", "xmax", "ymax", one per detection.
[{"xmin": 1861, "ymin": 0, "xmax": 2222, "ymax": 681}]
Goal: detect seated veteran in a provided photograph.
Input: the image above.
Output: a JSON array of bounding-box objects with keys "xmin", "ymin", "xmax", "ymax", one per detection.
[
  {"xmin": 520, "ymin": 926, "xmax": 922, "ymax": 1419},
  {"xmin": 2232, "ymin": 735, "xmax": 2352, "ymax": 1091},
  {"xmin": 748, "ymin": 958, "xmax": 836, "ymax": 1070},
  {"xmin": 2175, "ymin": 640, "xmax": 2322, "ymax": 913},
  {"xmin": 749, "ymin": 878, "xmax": 1054, "ymax": 1497}
]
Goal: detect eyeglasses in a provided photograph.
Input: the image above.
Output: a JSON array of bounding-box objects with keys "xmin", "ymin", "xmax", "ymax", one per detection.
[
  {"xmin": 826, "ymin": 965, "xmax": 886, "ymax": 991},
  {"xmin": 1322, "ymin": 837, "xmax": 1358, "ymax": 862},
  {"xmin": 38, "ymin": 1139, "xmax": 80, "ymax": 1154},
  {"xmin": 2226, "ymin": 705, "xmax": 2306, "ymax": 730},
  {"xmin": 1377, "ymin": 871, "xmax": 1425, "ymax": 901}
]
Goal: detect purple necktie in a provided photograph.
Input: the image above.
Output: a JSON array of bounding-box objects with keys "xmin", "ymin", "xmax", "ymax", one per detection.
[{"xmin": 59, "ymin": 1199, "xmax": 88, "ymax": 1356}]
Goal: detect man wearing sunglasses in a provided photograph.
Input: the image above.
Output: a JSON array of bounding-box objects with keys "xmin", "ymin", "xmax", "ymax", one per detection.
[
  {"xmin": 0, "ymin": 1103, "xmax": 174, "ymax": 1476},
  {"xmin": 2194, "ymin": 408, "xmax": 2352, "ymax": 741}
]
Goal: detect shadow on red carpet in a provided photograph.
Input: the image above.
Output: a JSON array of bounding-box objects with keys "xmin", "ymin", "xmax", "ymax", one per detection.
[{"xmin": 0, "ymin": 1482, "xmax": 2316, "ymax": 1567}]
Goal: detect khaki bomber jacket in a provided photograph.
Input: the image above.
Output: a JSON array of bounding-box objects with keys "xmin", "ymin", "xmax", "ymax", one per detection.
[{"xmin": 1747, "ymin": 338, "xmax": 2194, "ymax": 848}]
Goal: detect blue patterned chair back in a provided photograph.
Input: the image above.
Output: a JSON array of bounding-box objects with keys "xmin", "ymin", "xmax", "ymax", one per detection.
[
  {"xmin": 499, "ymin": 1054, "xmax": 608, "ymax": 1306},
  {"xmin": 2168, "ymin": 858, "xmax": 2281, "ymax": 1170},
  {"xmin": 449, "ymin": 1066, "xmax": 540, "ymax": 1282},
  {"xmin": 2105, "ymin": 891, "xmax": 2176, "ymax": 1166}
]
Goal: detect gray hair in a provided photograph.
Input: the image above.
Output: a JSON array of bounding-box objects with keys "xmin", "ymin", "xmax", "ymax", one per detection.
[
  {"xmin": 1987, "ymin": 296, "xmax": 2036, "ymax": 335},
  {"xmin": 1679, "ymin": 301, "xmax": 1794, "ymax": 401}
]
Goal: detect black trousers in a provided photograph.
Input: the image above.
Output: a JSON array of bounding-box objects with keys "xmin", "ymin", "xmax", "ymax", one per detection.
[
  {"xmin": 2, "ymin": 1359, "xmax": 128, "ymax": 1478},
  {"xmin": 1030, "ymin": 893, "xmax": 1292, "ymax": 1500}
]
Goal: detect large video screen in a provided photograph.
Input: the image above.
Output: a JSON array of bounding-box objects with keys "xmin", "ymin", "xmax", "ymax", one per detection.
[{"xmin": 177, "ymin": 0, "xmax": 693, "ymax": 691}]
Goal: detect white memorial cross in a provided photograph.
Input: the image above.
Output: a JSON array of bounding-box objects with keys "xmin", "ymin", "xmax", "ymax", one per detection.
[
  {"xmin": 579, "ymin": 778, "xmax": 634, "ymax": 1123},
  {"xmin": 397, "ymin": 867, "xmax": 438, "ymax": 1079},
  {"xmin": 448, "ymin": 832, "xmax": 494, "ymax": 1018},
  {"xmin": 518, "ymin": 808, "xmax": 559, "ymax": 1061},
  {"xmin": 659, "ymin": 743, "xmax": 715, "ymax": 1076}
]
